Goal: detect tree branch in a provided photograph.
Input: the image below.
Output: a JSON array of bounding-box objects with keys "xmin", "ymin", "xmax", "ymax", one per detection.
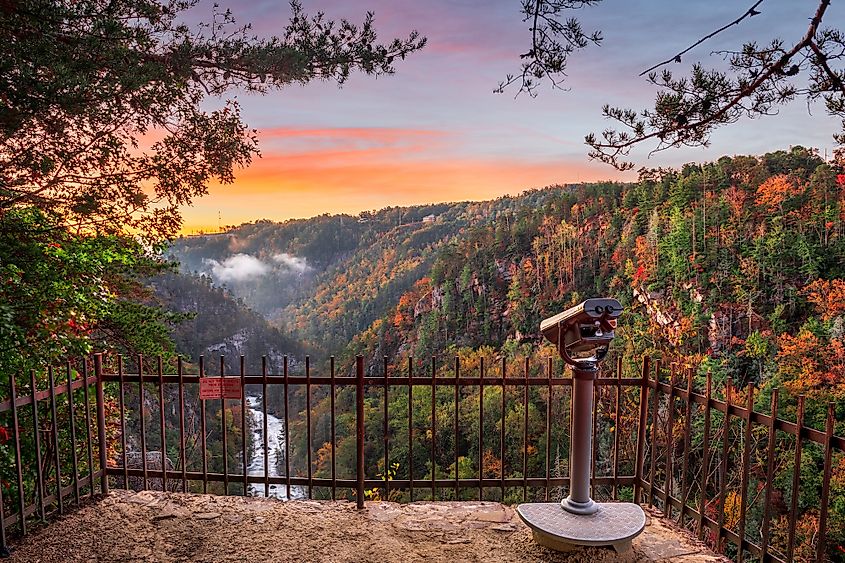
[
  {"xmin": 588, "ymin": 0, "xmax": 832, "ymax": 169},
  {"xmin": 640, "ymin": 0, "xmax": 765, "ymax": 77},
  {"xmin": 809, "ymin": 41, "xmax": 845, "ymax": 96},
  {"xmin": 497, "ymin": 0, "xmax": 601, "ymax": 97}
]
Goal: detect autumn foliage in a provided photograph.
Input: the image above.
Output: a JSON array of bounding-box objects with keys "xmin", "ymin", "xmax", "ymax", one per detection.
[{"xmin": 802, "ymin": 279, "xmax": 845, "ymax": 321}]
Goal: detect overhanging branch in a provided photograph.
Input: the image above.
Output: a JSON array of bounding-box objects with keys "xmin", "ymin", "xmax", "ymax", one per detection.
[{"xmin": 640, "ymin": 0, "xmax": 765, "ymax": 77}]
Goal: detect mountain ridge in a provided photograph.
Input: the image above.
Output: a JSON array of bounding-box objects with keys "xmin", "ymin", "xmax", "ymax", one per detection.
[{"xmin": 162, "ymin": 146, "xmax": 845, "ymax": 432}]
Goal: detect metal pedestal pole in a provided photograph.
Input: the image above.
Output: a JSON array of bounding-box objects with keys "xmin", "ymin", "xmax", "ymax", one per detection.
[
  {"xmin": 561, "ymin": 365, "xmax": 598, "ymax": 515},
  {"xmin": 517, "ymin": 363, "xmax": 645, "ymax": 553}
]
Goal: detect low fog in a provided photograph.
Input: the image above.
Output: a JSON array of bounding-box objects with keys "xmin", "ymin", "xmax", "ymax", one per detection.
[{"xmin": 191, "ymin": 252, "xmax": 316, "ymax": 318}]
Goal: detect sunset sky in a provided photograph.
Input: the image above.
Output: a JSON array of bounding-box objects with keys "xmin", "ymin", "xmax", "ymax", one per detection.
[{"xmin": 181, "ymin": 0, "xmax": 843, "ymax": 232}]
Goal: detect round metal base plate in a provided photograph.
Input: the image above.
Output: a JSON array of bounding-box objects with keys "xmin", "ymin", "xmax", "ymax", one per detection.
[
  {"xmin": 560, "ymin": 496, "xmax": 598, "ymax": 515},
  {"xmin": 516, "ymin": 502, "xmax": 645, "ymax": 553}
]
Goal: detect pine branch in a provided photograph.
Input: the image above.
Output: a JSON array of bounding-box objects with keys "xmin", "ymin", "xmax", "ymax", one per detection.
[{"xmin": 587, "ymin": 0, "xmax": 834, "ymax": 170}]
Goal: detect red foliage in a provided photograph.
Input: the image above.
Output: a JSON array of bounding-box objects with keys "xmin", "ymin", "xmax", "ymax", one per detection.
[
  {"xmin": 632, "ymin": 265, "xmax": 647, "ymax": 284},
  {"xmin": 632, "ymin": 236, "xmax": 654, "ymax": 284}
]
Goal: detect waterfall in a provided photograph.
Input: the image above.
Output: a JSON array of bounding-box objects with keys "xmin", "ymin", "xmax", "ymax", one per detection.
[{"xmin": 245, "ymin": 395, "xmax": 305, "ymax": 499}]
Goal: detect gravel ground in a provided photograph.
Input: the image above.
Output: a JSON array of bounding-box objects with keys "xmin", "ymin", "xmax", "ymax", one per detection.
[{"xmin": 8, "ymin": 490, "xmax": 726, "ymax": 562}]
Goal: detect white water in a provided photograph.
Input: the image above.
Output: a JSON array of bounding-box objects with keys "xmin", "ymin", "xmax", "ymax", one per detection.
[{"xmin": 245, "ymin": 395, "xmax": 305, "ymax": 499}]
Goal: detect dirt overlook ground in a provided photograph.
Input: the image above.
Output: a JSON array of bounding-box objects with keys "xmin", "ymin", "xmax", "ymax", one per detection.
[{"xmin": 8, "ymin": 490, "xmax": 727, "ymax": 562}]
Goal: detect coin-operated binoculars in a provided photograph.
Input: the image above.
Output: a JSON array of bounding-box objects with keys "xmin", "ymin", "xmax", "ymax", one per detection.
[{"xmin": 517, "ymin": 298, "xmax": 645, "ymax": 553}]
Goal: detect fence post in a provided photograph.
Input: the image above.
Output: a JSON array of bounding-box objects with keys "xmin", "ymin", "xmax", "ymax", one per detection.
[
  {"xmin": 817, "ymin": 402, "xmax": 836, "ymax": 562},
  {"xmin": 94, "ymin": 353, "xmax": 109, "ymax": 495},
  {"xmin": 633, "ymin": 355, "xmax": 650, "ymax": 504},
  {"xmin": 356, "ymin": 355, "xmax": 365, "ymax": 509}
]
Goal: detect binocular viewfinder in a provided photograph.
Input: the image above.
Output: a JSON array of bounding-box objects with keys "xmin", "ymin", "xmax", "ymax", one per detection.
[{"xmin": 540, "ymin": 298, "xmax": 622, "ymax": 365}]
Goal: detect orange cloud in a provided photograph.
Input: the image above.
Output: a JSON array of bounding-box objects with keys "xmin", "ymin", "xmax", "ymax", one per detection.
[
  {"xmin": 257, "ymin": 126, "xmax": 446, "ymax": 159},
  {"xmin": 261, "ymin": 126, "xmax": 441, "ymax": 141}
]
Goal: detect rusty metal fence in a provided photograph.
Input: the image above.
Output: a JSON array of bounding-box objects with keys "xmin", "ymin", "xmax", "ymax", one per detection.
[
  {"xmin": 95, "ymin": 354, "xmax": 642, "ymax": 505},
  {"xmin": 0, "ymin": 357, "xmax": 108, "ymax": 556},
  {"xmin": 0, "ymin": 353, "xmax": 842, "ymax": 562},
  {"xmin": 638, "ymin": 357, "xmax": 845, "ymax": 562}
]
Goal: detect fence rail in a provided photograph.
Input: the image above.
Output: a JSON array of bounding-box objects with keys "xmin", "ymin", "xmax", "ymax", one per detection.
[
  {"xmin": 98, "ymin": 353, "xmax": 641, "ymax": 506},
  {"xmin": 0, "ymin": 353, "xmax": 842, "ymax": 562}
]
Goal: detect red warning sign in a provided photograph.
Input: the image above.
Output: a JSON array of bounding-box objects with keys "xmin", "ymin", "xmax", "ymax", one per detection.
[
  {"xmin": 199, "ymin": 377, "xmax": 243, "ymax": 400},
  {"xmin": 222, "ymin": 377, "xmax": 242, "ymax": 399},
  {"xmin": 199, "ymin": 377, "xmax": 221, "ymax": 399}
]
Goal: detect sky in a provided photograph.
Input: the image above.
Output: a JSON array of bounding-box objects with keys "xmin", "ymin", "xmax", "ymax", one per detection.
[{"xmin": 179, "ymin": 0, "xmax": 844, "ymax": 232}]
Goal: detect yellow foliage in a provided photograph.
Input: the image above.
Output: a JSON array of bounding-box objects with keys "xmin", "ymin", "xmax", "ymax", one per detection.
[{"xmin": 722, "ymin": 490, "xmax": 741, "ymax": 530}]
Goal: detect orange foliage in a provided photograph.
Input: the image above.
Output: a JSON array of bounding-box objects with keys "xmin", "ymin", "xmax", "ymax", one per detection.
[
  {"xmin": 315, "ymin": 442, "xmax": 333, "ymax": 474},
  {"xmin": 392, "ymin": 309, "xmax": 407, "ymax": 328},
  {"xmin": 801, "ymin": 279, "xmax": 845, "ymax": 320},
  {"xmin": 722, "ymin": 491, "xmax": 742, "ymax": 530},
  {"xmin": 633, "ymin": 236, "xmax": 654, "ymax": 284},
  {"xmin": 755, "ymin": 174, "xmax": 797, "ymax": 211},
  {"xmin": 723, "ymin": 186, "xmax": 747, "ymax": 220},
  {"xmin": 522, "ymin": 258, "xmax": 534, "ymax": 275},
  {"xmin": 482, "ymin": 449, "xmax": 502, "ymax": 478},
  {"xmin": 778, "ymin": 330, "xmax": 826, "ymax": 393},
  {"xmin": 392, "ymin": 277, "xmax": 431, "ymax": 330},
  {"xmin": 770, "ymin": 512, "xmax": 820, "ymax": 562},
  {"xmin": 777, "ymin": 328, "xmax": 845, "ymax": 396}
]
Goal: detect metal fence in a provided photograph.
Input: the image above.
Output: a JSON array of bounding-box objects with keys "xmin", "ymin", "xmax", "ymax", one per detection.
[
  {"xmin": 97, "ymin": 354, "xmax": 642, "ymax": 505},
  {"xmin": 639, "ymin": 357, "xmax": 844, "ymax": 562},
  {"xmin": 0, "ymin": 357, "xmax": 108, "ymax": 556},
  {"xmin": 0, "ymin": 353, "xmax": 842, "ymax": 562}
]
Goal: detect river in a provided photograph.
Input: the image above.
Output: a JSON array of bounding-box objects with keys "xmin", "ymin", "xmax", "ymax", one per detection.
[{"xmin": 245, "ymin": 395, "xmax": 305, "ymax": 499}]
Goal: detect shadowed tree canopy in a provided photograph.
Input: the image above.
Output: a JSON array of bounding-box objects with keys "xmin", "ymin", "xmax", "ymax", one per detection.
[
  {"xmin": 502, "ymin": 0, "xmax": 845, "ymax": 170},
  {"xmin": 0, "ymin": 0, "xmax": 425, "ymax": 371},
  {"xmin": 0, "ymin": 0, "xmax": 426, "ymax": 239}
]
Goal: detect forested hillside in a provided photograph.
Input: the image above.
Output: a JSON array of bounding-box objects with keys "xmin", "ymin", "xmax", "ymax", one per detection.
[
  {"xmin": 168, "ymin": 146, "xmax": 845, "ymax": 431},
  {"xmin": 151, "ymin": 273, "xmax": 311, "ymax": 375},
  {"xmin": 344, "ymin": 146, "xmax": 845, "ymax": 426},
  {"xmin": 168, "ymin": 202, "xmax": 478, "ymax": 350}
]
